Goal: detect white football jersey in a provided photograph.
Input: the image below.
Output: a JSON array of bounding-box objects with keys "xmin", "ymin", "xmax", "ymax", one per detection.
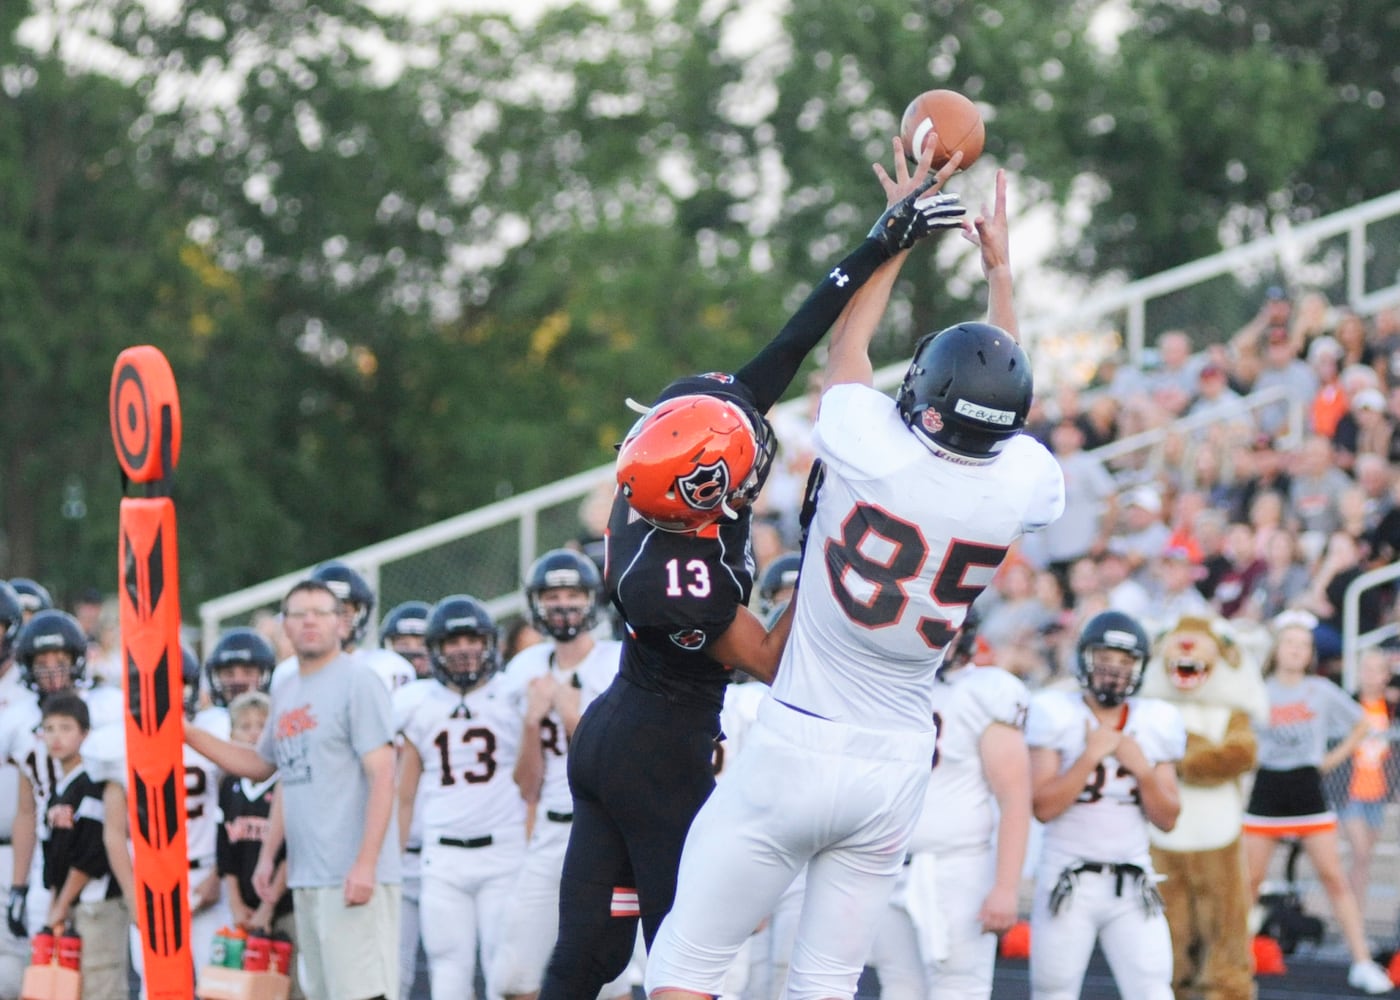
[
  {"xmin": 908, "ymin": 665, "xmax": 1029, "ymax": 855},
  {"xmin": 1026, "ymin": 689, "xmax": 1185, "ymax": 868},
  {"xmin": 0, "ymin": 667, "xmax": 29, "ymax": 838},
  {"xmin": 185, "ymin": 713, "xmax": 227, "ymax": 864},
  {"xmin": 714, "ymin": 681, "xmax": 767, "ymax": 780},
  {"xmin": 396, "ymin": 676, "xmax": 525, "ymax": 840},
  {"xmin": 772, "ymin": 384, "xmax": 1064, "ymax": 730},
  {"xmin": 499, "ymin": 639, "xmax": 621, "ymax": 816},
  {"xmin": 360, "ymin": 647, "xmax": 416, "ymax": 692}
]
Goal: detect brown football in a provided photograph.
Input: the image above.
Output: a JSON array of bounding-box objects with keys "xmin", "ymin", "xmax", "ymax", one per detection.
[{"xmin": 899, "ymin": 89, "xmax": 985, "ymax": 170}]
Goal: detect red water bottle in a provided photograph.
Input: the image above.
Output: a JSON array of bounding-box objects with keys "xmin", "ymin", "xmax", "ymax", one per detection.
[
  {"xmin": 29, "ymin": 925, "xmax": 55, "ymax": 966},
  {"xmin": 242, "ymin": 930, "xmax": 271, "ymax": 972},
  {"xmin": 56, "ymin": 926, "xmax": 81, "ymax": 970},
  {"xmin": 268, "ymin": 933, "xmax": 293, "ymax": 976}
]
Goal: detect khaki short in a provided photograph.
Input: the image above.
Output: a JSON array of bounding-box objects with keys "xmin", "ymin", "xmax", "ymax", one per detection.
[{"xmin": 293, "ymin": 884, "xmax": 401, "ymax": 1000}]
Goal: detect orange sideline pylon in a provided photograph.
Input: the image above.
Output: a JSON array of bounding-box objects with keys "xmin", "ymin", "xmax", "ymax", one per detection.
[{"xmin": 111, "ymin": 346, "xmax": 194, "ymax": 999}]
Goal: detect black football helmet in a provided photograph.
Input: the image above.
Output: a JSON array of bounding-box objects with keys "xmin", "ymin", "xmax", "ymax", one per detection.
[
  {"xmin": 896, "ymin": 322, "xmax": 1032, "ymax": 463},
  {"xmin": 15, "ymin": 609, "xmax": 87, "ymax": 696},
  {"xmin": 380, "ymin": 601, "xmax": 431, "ymax": 643},
  {"xmin": 181, "ymin": 645, "xmax": 202, "ymax": 718},
  {"xmin": 311, "ymin": 560, "xmax": 375, "ymax": 646},
  {"xmin": 757, "ymin": 552, "xmax": 801, "ymax": 615},
  {"xmin": 1076, "ymin": 610, "xmax": 1151, "ymax": 708},
  {"xmin": 525, "ymin": 549, "xmax": 602, "ymax": 642},
  {"xmin": 9, "ymin": 578, "xmax": 54, "ymax": 618},
  {"xmin": 426, "ymin": 595, "xmax": 500, "ymax": 691},
  {"xmin": 0, "ymin": 581, "xmax": 22, "ymax": 664},
  {"xmin": 205, "ymin": 627, "xmax": 277, "ymax": 707}
]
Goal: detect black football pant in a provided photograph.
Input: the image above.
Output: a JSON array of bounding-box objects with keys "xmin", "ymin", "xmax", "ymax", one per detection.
[{"xmin": 538, "ymin": 676, "xmax": 720, "ymax": 1000}]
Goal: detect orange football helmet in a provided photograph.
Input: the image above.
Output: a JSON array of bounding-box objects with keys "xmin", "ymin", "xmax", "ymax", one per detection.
[{"xmin": 617, "ymin": 394, "xmax": 772, "ymax": 532}]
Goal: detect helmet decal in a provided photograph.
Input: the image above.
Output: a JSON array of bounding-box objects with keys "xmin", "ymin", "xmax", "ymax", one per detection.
[
  {"xmin": 676, "ymin": 460, "xmax": 731, "ymax": 511},
  {"xmin": 920, "ymin": 409, "xmax": 944, "ymax": 433}
]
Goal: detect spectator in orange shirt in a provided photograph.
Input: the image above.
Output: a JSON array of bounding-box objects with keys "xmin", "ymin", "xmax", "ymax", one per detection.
[
  {"xmin": 1340, "ymin": 648, "xmax": 1395, "ymax": 916},
  {"xmin": 1307, "ymin": 336, "xmax": 1348, "ymax": 439}
]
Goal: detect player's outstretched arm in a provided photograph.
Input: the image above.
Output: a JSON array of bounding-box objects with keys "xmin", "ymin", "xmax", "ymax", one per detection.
[
  {"xmin": 959, "ymin": 169, "xmax": 1017, "ymax": 339},
  {"xmin": 825, "ymin": 140, "xmax": 965, "ymax": 390},
  {"xmin": 707, "ymin": 600, "xmax": 796, "ymax": 686},
  {"xmin": 734, "ymin": 139, "xmax": 962, "ymax": 411}
]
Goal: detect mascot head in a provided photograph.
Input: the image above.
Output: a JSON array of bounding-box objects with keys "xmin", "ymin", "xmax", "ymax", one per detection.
[{"xmin": 1141, "ymin": 614, "xmax": 1269, "ymax": 725}]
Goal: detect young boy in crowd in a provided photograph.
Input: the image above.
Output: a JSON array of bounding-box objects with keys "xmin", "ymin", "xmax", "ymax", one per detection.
[
  {"xmin": 215, "ymin": 691, "xmax": 302, "ymax": 998},
  {"xmin": 39, "ymin": 693, "xmax": 129, "ymax": 998}
]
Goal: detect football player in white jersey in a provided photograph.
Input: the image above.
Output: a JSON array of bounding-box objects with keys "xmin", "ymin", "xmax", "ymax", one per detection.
[
  {"xmin": 0, "ymin": 611, "xmax": 123, "ymax": 940},
  {"xmin": 494, "ymin": 549, "xmax": 629, "ymax": 1000},
  {"xmin": 179, "ymin": 646, "xmax": 234, "ymax": 972},
  {"xmin": 396, "ymin": 594, "xmax": 526, "ymax": 1000},
  {"xmin": 0, "ymin": 583, "xmax": 29, "ymax": 994},
  {"xmin": 379, "ymin": 600, "xmax": 433, "ymax": 1000},
  {"xmin": 647, "ymin": 151, "xmax": 1065, "ymax": 1000},
  {"xmin": 1025, "ymin": 610, "xmax": 1184, "ymax": 1000},
  {"xmin": 867, "ymin": 610, "xmax": 1031, "ymax": 1000}
]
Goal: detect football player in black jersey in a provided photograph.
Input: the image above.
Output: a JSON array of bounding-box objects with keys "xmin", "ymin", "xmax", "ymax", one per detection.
[{"xmin": 538, "ymin": 141, "xmax": 969, "ymax": 1000}]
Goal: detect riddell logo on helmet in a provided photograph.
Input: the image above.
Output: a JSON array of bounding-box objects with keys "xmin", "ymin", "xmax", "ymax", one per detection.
[
  {"xmin": 953, "ymin": 399, "xmax": 1016, "ymax": 425},
  {"xmin": 676, "ymin": 461, "xmax": 731, "ymax": 510},
  {"xmin": 920, "ymin": 409, "xmax": 943, "ymax": 433}
]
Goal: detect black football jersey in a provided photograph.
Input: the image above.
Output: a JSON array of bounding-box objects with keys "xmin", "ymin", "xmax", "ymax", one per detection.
[{"xmin": 606, "ymin": 375, "xmax": 761, "ymax": 709}]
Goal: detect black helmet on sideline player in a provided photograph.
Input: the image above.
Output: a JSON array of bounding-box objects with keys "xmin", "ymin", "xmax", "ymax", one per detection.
[
  {"xmin": 9, "ymin": 578, "xmax": 54, "ymax": 619},
  {"xmin": 205, "ymin": 627, "xmax": 277, "ymax": 707},
  {"xmin": 15, "ymin": 610, "xmax": 87, "ymax": 696},
  {"xmin": 311, "ymin": 560, "xmax": 375, "ymax": 647},
  {"xmin": 181, "ymin": 645, "xmax": 202, "ymax": 718},
  {"xmin": 380, "ymin": 601, "xmax": 431, "ymax": 643},
  {"xmin": 525, "ymin": 549, "xmax": 602, "ymax": 642},
  {"xmin": 1075, "ymin": 610, "xmax": 1151, "ymax": 708},
  {"xmin": 896, "ymin": 322, "xmax": 1032, "ymax": 464},
  {"xmin": 0, "ymin": 582, "xmax": 22, "ymax": 664},
  {"xmin": 426, "ymin": 595, "xmax": 500, "ymax": 692}
]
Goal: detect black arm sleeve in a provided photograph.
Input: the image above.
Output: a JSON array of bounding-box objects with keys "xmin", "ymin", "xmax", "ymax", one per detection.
[{"xmin": 735, "ymin": 237, "xmax": 892, "ymax": 412}]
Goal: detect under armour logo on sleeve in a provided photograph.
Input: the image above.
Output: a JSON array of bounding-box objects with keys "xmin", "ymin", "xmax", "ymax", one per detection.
[{"xmin": 829, "ymin": 267, "xmax": 849, "ymax": 287}]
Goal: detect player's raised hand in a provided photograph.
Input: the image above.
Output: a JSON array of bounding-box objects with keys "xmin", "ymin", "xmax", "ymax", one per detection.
[
  {"xmin": 961, "ymin": 168, "xmax": 1011, "ymax": 276},
  {"xmin": 867, "ymin": 136, "xmax": 966, "ymax": 256},
  {"xmin": 552, "ymin": 677, "xmax": 581, "ymax": 718}
]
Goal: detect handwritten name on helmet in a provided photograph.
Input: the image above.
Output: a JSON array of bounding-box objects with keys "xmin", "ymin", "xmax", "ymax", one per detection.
[
  {"xmin": 953, "ymin": 398, "xmax": 1017, "ymax": 426},
  {"xmin": 446, "ymin": 616, "xmax": 486, "ymax": 631},
  {"xmin": 1099, "ymin": 628, "xmax": 1141, "ymax": 651}
]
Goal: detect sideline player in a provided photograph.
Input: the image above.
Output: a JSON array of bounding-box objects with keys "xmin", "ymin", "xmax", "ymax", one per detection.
[
  {"xmin": 494, "ymin": 550, "xmax": 629, "ymax": 1000},
  {"xmin": 1026, "ymin": 610, "xmax": 1183, "ymax": 1000},
  {"xmin": 396, "ymin": 594, "xmax": 525, "ymax": 999},
  {"xmin": 182, "ymin": 646, "xmax": 233, "ymax": 970},
  {"xmin": 0, "ymin": 583, "xmax": 30, "ymax": 994},
  {"xmin": 537, "ymin": 138, "xmax": 972, "ymax": 1000},
  {"xmin": 867, "ymin": 611, "xmax": 1031, "ymax": 1000},
  {"xmin": 646, "ymin": 151, "xmax": 1065, "ymax": 1000}
]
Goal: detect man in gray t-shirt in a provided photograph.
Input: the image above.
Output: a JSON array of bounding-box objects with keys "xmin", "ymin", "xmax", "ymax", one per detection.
[{"xmin": 188, "ymin": 579, "xmax": 401, "ymax": 1000}]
